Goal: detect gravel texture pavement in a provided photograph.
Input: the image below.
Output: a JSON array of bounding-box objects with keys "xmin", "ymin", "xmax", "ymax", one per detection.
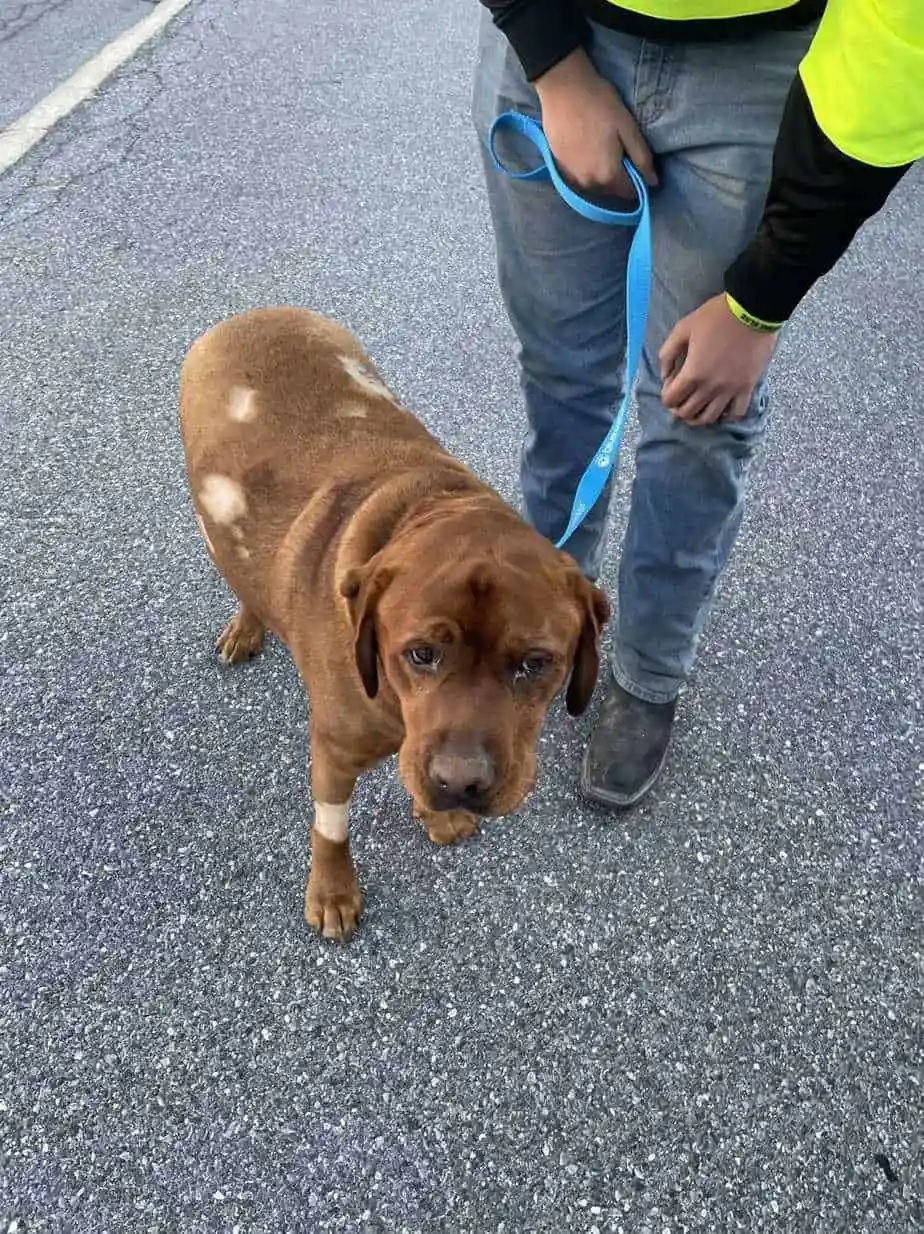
[{"xmin": 0, "ymin": 1, "xmax": 921, "ymax": 1231}]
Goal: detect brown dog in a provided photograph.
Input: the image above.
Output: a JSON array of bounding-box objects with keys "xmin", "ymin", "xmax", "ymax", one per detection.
[{"xmin": 178, "ymin": 307, "xmax": 610, "ymax": 941}]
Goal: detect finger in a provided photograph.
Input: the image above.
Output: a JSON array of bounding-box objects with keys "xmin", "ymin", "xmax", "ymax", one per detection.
[
  {"xmin": 598, "ymin": 167, "xmax": 636, "ymax": 200},
  {"xmin": 661, "ymin": 367, "xmax": 698, "ymax": 409},
  {"xmin": 659, "ymin": 327, "xmax": 688, "ymax": 384},
  {"xmin": 591, "ymin": 145, "xmax": 636, "ymax": 201},
  {"xmin": 672, "ymin": 386, "xmax": 713, "ymax": 421},
  {"xmin": 617, "ymin": 115, "xmax": 659, "ymax": 187},
  {"xmin": 689, "ymin": 395, "xmax": 731, "ymax": 426},
  {"xmin": 723, "ymin": 392, "xmax": 751, "ymax": 423},
  {"xmin": 559, "ymin": 158, "xmax": 633, "ymax": 203}
]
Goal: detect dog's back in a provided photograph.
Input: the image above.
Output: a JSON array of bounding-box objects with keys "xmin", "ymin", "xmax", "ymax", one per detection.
[
  {"xmin": 178, "ymin": 306, "xmax": 453, "ymax": 626},
  {"xmin": 180, "ymin": 305, "xmax": 439, "ymax": 492}
]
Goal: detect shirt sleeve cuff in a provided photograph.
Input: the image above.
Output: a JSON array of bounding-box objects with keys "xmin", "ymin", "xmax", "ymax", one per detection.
[{"xmin": 723, "ymin": 249, "xmax": 808, "ymax": 326}]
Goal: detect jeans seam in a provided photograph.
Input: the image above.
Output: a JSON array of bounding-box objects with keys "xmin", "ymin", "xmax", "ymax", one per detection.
[{"xmin": 633, "ymin": 41, "xmax": 676, "ymax": 127}]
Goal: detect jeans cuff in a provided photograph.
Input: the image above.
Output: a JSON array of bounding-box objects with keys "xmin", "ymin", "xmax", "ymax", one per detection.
[{"xmin": 608, "ymin": 652, "xmax": 681, "ymax": 707}]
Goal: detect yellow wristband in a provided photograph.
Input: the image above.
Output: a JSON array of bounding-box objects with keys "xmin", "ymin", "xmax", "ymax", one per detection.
[{"xmin": 725, "ymin": 294, "xmax": 783, "ymax": 333}]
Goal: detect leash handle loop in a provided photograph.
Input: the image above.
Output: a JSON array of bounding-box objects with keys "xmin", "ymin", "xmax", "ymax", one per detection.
[{"xmin": 486, "ymin": 110, "xmax": 652, "ymax": 549}]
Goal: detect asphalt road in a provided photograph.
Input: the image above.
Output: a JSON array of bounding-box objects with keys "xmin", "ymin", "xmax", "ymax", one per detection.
[
  {"xmin": 0, "ymin": 0, "xmax": 156, "ymax": 130},
  {"xmin": 0, "ymin": 2, "xmax": 921, "ymax": 1232}
]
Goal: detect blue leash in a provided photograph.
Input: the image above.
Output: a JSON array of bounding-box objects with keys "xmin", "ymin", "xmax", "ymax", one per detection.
[{"xmin": 486, "ymin": 110, "xmax": 652, "ymax": 549}]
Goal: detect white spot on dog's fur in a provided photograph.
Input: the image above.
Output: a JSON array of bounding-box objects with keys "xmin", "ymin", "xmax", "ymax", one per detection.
[
  {"xmin": 340, "ymin": 401, "xmax": 368, "ymax": 419},
  {"xmin": 228, "ymin": 385, "xmax": 258, "ymax": 422},
  {"xmin": 314, "ymin": 800, "xmax": 349, "ymax": 843},
  {"xmin": 236, "ymin": 545, "xmax": 251, "ymax": 560},
  {"xmin": 199, "ymin": 474, "xmax": 246, "ymax": 526},
  {"xmin": 339, "ymin": 354, "xmax": 395, "ymax": 402}
]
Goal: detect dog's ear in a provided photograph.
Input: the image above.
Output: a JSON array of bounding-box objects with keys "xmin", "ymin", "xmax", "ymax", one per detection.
[
  {"xmin": 565, "ymin": 579, "xmax": 611, "ymax": 717},
  {"xmin": 339, "ymin": 560, "xmax": 394, "ymax": 699}
]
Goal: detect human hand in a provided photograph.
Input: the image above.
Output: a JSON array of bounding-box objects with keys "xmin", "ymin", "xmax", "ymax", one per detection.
[
  {"xmin": 659, "ymin": 294, "xmax": 780, "ymax": 425},
  {"xmin": 535, "ymin": 49, "xmax": 658, "ymax": 201}
]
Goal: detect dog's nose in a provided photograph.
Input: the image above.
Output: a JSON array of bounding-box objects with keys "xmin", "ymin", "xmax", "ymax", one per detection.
[{"xmin": 428, "ymin": 747, "xmax": 495, "ymax": 810}]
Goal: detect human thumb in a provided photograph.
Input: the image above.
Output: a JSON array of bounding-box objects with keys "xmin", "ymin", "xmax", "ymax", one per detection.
[{"xmin": 659, "ymin": 319, "xmax": 689, "ymax": 382}]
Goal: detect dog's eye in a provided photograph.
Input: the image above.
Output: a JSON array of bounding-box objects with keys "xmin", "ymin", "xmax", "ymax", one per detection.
[
  {"xmin": 405, "ymin": 645, "xmax": 440, "ymax": 670},
  {"xmin": 515, "ymin": 653, "xmax": 551, "ymax": 680}
]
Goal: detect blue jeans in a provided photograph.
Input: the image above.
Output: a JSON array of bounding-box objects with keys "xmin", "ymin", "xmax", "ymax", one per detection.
[{"xmin": 472, "ymin": 14, "xmax": 815, "ymax": 704}]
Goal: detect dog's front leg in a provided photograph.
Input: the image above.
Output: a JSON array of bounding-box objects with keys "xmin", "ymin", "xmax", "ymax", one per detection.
[{"xmin": 305, "ymin": 736, "xmax": 364, "ymax": 944}]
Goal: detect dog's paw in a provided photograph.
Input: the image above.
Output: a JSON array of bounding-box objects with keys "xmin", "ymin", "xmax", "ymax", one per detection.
[
  {"xmin": 215, "ymin": 608, "xmax": 265, "ymax": 665},
  {"xmin": 304, "ymin": 874, "xmax": 364, "ymax": 943},
  {"xmin": 415, "ymin": 806, "xmax": 480, "ymax": 846}
]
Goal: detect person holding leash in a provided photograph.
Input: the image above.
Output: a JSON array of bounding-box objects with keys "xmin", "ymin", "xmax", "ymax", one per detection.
[{"xmin": 471, "ymin": 0, "xmax": 923, "ymax": 807}]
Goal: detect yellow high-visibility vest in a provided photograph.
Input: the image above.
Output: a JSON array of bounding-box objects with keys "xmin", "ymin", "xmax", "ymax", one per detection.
[
  {"xmin": 600, "ymin": 0, "xmax": 924, "ymax": 166},
  {"xmin": 799, "ymin": 0, "xmax": 924, "ymax": 167},
  {"xmin": 603, "ymin": 1, "xmax": 804, "ymax": 15}
]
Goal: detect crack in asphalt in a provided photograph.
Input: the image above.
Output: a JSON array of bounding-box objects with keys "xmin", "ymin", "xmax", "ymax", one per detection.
[
  {"xmin": 0, "ymin": 1, "xmax": 204, "ymax": 247},
  {"xmin": 0, "ymin": 0, "xmax": 77, "ymax": 47}
]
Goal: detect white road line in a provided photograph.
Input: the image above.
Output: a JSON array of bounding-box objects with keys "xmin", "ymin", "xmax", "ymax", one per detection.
[{"xmin": 0, "ymin": 0, "xmax": 196, "ymax": 176}]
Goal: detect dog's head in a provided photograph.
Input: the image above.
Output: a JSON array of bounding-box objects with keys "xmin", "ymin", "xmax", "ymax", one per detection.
[{"xmin": 340, "ymin": 503, "xmax": 610, "ymax": 817}]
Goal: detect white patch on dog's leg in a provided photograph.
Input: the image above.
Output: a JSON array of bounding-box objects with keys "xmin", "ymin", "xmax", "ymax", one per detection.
[
  {"xmin": 314, "ymin": 800, "xmax": 349, "ymax": 843},
  {"xmin": 199, "ymin": 474, "xmax": 247, "ymax": 525},
  {"xmin": 339, "ymin": 354, "xmax": 397, "ymax": 403},
  {"xmin": 224, "ymin": 523, "xmax": 250, "ymax": 559},
  {"xmin": 228, "ymin": 385, "xmax": 258, "ymax": 422}
]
